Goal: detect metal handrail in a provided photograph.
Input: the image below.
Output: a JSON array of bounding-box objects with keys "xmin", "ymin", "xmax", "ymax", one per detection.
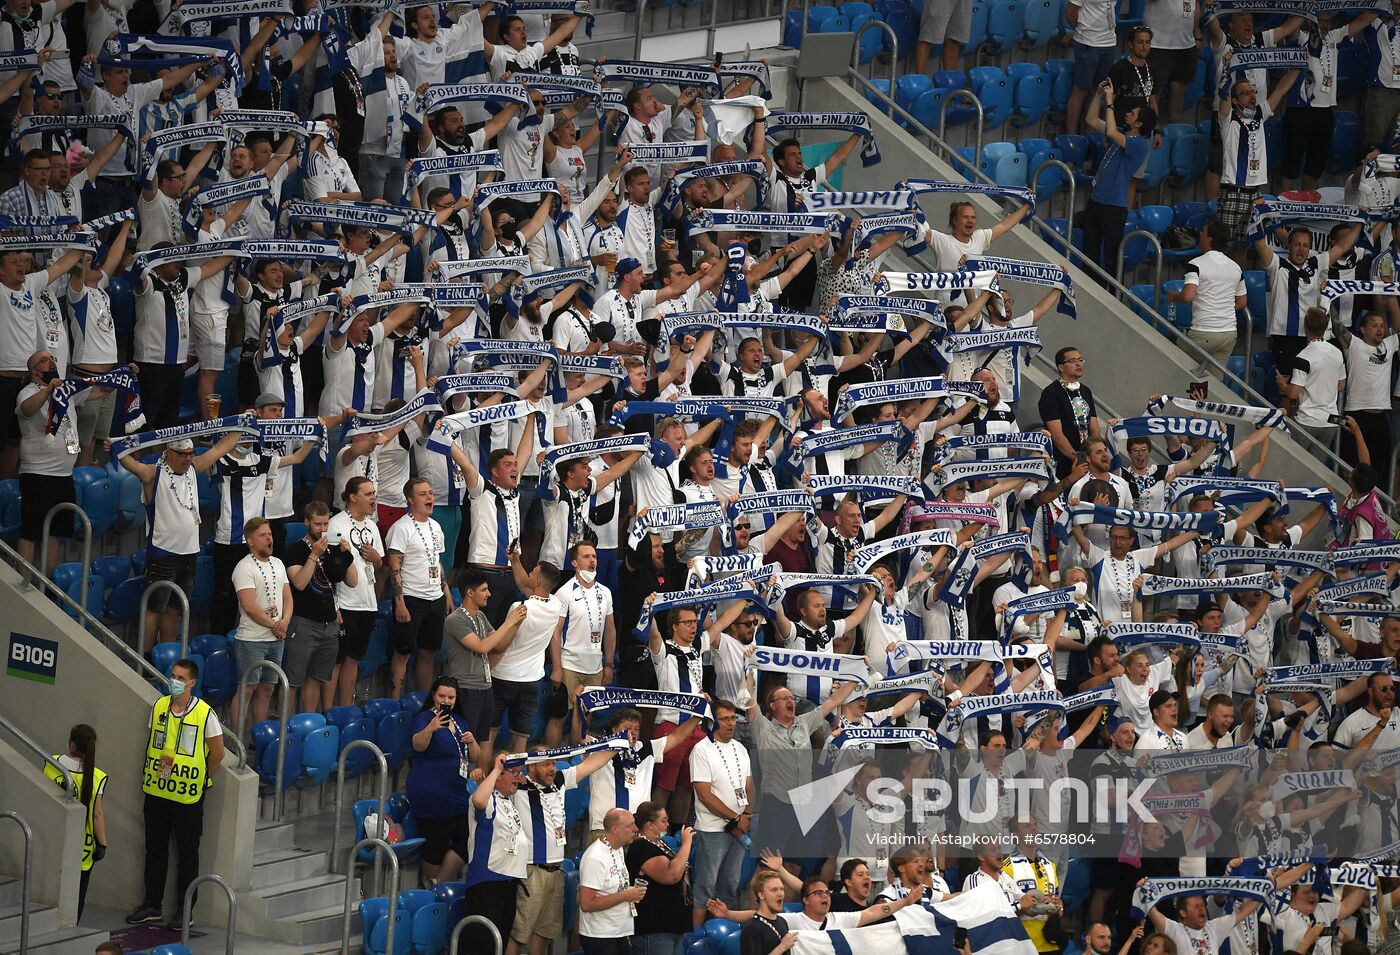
[
  {"xmin": 35, "ymin": 503, "xmax": 92, "ymax": 618},
  {"xmin": 450, "ymin": 914, "xmax": 504, "ymax": 955},
  {"xmin": 0, "ymin": 813, "xmax": 31, "ymax": 955},
  {"xmin": 0, "ymin": 711, "xmax": 78, "ymax": 802},
  {"xmin": 343, "ymin": 838, "xmax": 399, "ymax": 955},
  {"xmin": 842, "ymin": 66, "xmax": 1396, "ymax": 512},
  {"xmin": 0, "ymin": 531, "xmax": 167, "ymax": 685},
  {"xmin": 1117, "ymin": 229, "xmax": 1164, "ymax": 304},
  {"xmin": 1030, "ymin": 158, "xmax": 1076, "ymax": 246},
  {"xmin": 851, "ymin": 20, "xmax": 898, "ymax": 104},
  {"xmin": 235, "ymin": 660, "xmax": 292, "ymax": 822},
  {"xmin": 137, "ymin": 580, "xmax": 191, "ymax": 657},
  {"xmin": 633, "ymin": 0, "xmax": 649, "ymax": 58},
  {"xmin": 938, "ymin": 89, "xmax": 985, "ymax": 172},
  {"xmin": 329, "ymin": 739, "xmax": 389, "ymax": 897},
  {"xmin": 180, "ymin": 873, "xmax": 236, "ymax": 955}
]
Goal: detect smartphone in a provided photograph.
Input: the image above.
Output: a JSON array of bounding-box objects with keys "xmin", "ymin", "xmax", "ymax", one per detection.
[
  {"xmin": 954, "ymin": 928, "xmax": 968, "ymax": 948},
  {"xmin": 1320, "ymin": 928, "xmax": 1341, "ymax": 938},
  {"xmin": 325, "ymin": 531, "xmax": 345, "ymax": 546},
  {"xmin": 714, "ymin": 51, "xmax": 724, "ymax": 67}
]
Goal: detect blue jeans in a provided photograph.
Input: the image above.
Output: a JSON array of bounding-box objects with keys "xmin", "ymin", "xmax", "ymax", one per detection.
[
  {"xmin": 234, "ymin": 638, "xmax": 285, "ymax": 683},
  {"xmin": 1071, "ymin": 41, "xmax": 1117, "ymax": 90},
  {"xmin": 358, "ymin": 151, "xmax": 404, "ymax": 203},
  {"xmin": 633, "ymin": 934, "xmax": 684, "ymax": 955},
  {"xmin": 693, "ymin": 829, "xmax": 745, "ymax": 910}
]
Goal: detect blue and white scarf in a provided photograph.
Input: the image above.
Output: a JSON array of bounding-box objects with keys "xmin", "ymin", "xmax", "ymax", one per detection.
[
  {"xmin": 762, "ymin": 112, "xmax": 881, "ymax": 166},
  {"xmin": 963, "ymin": 256, "xmax": 1077, "ymax": 318},
  {"xmin": 170, "ymin": 0, "xmax": 291, "ymax": 22},
  {"xmin": 804, "ymin": 190, "xmax": 916, "ymax": 211},
  {"xmin": 934, "ymin": 432, "xmax": 1051, "ymax": 462},
  {"xmin": 434, "ymin": 374, "xmax": 517, "ymax": 401},
  {"xmin": 833, "ymin": 726, "xmax": 945, "ymax": 749},
  {"xmin": 719, "ymin": 61, "xmax": 771, "ymax": 96},
  {"xmin": 941, "ymin": 533, "xmax": 1034, "ymax": 608},
  {"xmin": 1106, "ymin": 622, "xmax": 1202, "ymax": 653},
  {"xmin": 14, "ymin": 113, "xmax": 133, "ymax": 142},
  {"xmin": 1314, "ymin": 599, "xmax": 1400, "ymax": 618},
  {"xmin": 1141, "ymin": 572, "xmax": 1284, "ymax": 599},
  {"xmin": 662, "ymin": 161, "xmax": 769, "ymax": 216},
  {"xmin": 878, "ymin": 270, "xmax": 999, "ymax": 295},
  {"xmin": 1129, "ymin": 879, "xmax": 1276, "ymax": 920},
  {"xmin": 1146, "ymin": 394, "xmax": 1289, "ymax": 432},
  {"xmin": 785, "ymin": 420, "xmax": 903, "ymax": 474},
  {"xmin": 1146, "ymin": 745, "xmax": 1255, "ymax": 777},
  {"xmin": 407, "ymin": 150, "xmax": 503, "ymax": 187},
  {"xmin": 627, "ymin": 500, "xmax": 727, "ymax": 548},
  {"xmin": 832, "ymin": 294, "xmax": 944, "ymax": 329},
  {"xmin": 426, "ymin": 401, "xmax": 536, "ymax": 453},
  {"xmin": 132, "ymin": 238, "xmax": 246, "ymax": 276},
  {"xmin": 1108, "ymin": 416, "xmax": 1228, "ymax": 462},
  {"xmin": 104, "ymin": 34, "xmax": 244, "ymax": 93},
  {"xmin": 852, "ymin": 210, "xmax": 930, "ymax": 254},
  {"xmin": 851, "ymin": 529, "xmax": 958, "ymax": 573},
  {"xmin": 902, "ymin": 177, "xmax": 1036, "ymax": 213},
  {"xmin": 433, "ymin": 256, "xmax": 532, "ymax": 282},
  {"xmin": 729, "ymin": 490, "xmax": 815, "ymax": 518},
  {"xmin": 1002, "ymin": 587, "xmax": 1077, "ymax": 635},
  {"xmin": 110, "ymin": 413, "xmax": 260, "ymax": 464},
  {"xmin": 0, "ymin": 233, "xmax": 97, "ymax": 255},
  {"xmin": 805, "ymin": 474, "xmax": 924, "ymax": 499},
  {"xmin": 1069, "ymin": 502, "xmax": 1221, "ymax": 536},
  {"xmin": 687, "ymin": 208, "xmax": 847, "ymax": 237},
  {"xmin": 141, "ymin": 122, "xmax": 225, "ymax": 173},
  {"xmin": 1167, "ymin": 476, "xmax": 1286, "ymax": 508},
  {"xmin": 945, "ymin": 688, "xmax": 1065, "ymax": 730},
  {"xmin": 1218, "ymin": 47, "xmax": 1310, "ymax": 98},
  {"xmin": 415, "ymin": 82, "xmax": 536, "ymax": 123},
  {"xmin": 287, "ymin": 199, "xmax": 434, "ymax": 234},
  {"xmin": 1322, "ymin": 280, "xmax": 1400, "ymax": 308},
  {"xmin": 576, "ymin": 687, "xmax": 713, "ymax": 724},
  {"xmin": 474, "ymin": 178, "xmax": 562, "ymax": 211},
  {"xmin": 502, "ymin": 733, "xmax": 629, "ymax": 770},
  {"xmin": 594, "ymin": 60, "xmax": 720, "ymax": 92},
  {"xmin": 935, "ymin": 327, "xmax": 1042, "ymax": 367},
  {"xmin": 46, "ymin": 370, "xmax": 144, "ymax": 436},
  {"xmin": 745, "ymin": 646, "xmax": 874, "ymax": 686},
  {"xmin": 1333, "ymin": 542, "xmax": 1400, "ymax": 567},
  {"xmin": 832, "ymin": 377, "xmax": 949, "ymax": 423},
  {"xmin": 246, "ymin": 239, "xmax": 345, "ymax": 264},
  {"xmin": 1271, "ymin": 769, "xmax": 1354, "ymax": 802},
  {"xmin": 1203, "ymin": 546, "xmax": 1335, "ymax": 576},
  {"xmin": 634, "ymin": 572, "xmax": 768, "ymax": 638},
  {"xmin": 620, "ymin": 140, "xmax": 709, "ymax": 165},
  {"xmin": 344, "ymin": 389, "xmax": 441, "ymax": 440},
  {"xmin": 927, "ymin": 457, "xmax": 1051, "ymax": 493},
  {"xmin": 0, "ymin": 49, "xmax": 38, "ymax": 72},
  {"xmin": 1200, "ymin": 0, "xmax": 1317, "ymax": 22},
  {"xmin": 660, "ymin": 310, "xmax": 825, "ymax": 342},
  {"xmin": 1314, "ymin": 572, "xmax": 1390, "ymax": 601},
  {"xmin": 543, "ymin": 433, "xmax": 650, "ymax": 467}
]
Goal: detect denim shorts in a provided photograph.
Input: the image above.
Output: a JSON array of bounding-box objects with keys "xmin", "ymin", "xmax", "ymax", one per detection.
[
  {"xmin": 1072, "ymin": 41, "xmax": 1117, "ymax": 90},
  {"xmin": 234, "ymin": 638, "xmax": 285, "ymax": 684}
]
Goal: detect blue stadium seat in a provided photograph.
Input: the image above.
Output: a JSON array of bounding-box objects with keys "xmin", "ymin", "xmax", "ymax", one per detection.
[
  {"xmin": 1011, "ymin": 71, "xmax": 1049, "ymax": 128},
  {"xmin": 886, "ymin": 6, "xmax": 917, "ymax": 54},
  {"xmin": 1162, "ymin": 280, "xmax": 1192, "ymax": 330},
  {"xmin": 363, "ymin": 697, "xmax": 400, "ymax": 724},
  {"xmin": 258, "ymin": 729, "xmax": 304, "ymax": 791},
  {"xmin": 410, "ymin": 901, "xmax": 447, "ymax": 955},
  {"xmin": 360, "ymin": 897, "xmax": 390, "ymax": 955},
  {"xmin": 73, "ymin": 467, "xmax": 118, "ymax": 536},
  {"xmin": 339, "ymin": 719, "xmax": 377, "ymax": 778},
  {"xmin": 378, "ymin": 712, "xmax": 412, "ymax": 775},
  {"xmin": 1169, "ymin": 133, "xmax": 1207, "ymax": 188},
  {"xmin": 1128, "ymin": 284, "xmax": 1160, "ymax": 324},
  {"xmin": 1226, "ymin": 356, "xmax": 1249, "ymax": 397},
  {"xmin": 1021, "ymin": 0, "xmax": 1058, "ymax": 48},
  {"xmin": 976, "ymin": 77, "xmax": 1014, "ymax": 130},
  {"xmin": 51, "ymin": 562, "xmax": 83, "ymax": 598},
  {"xmin": 864, "ymin": 77, "xmax": 891, "ymax": 111},
  {"xmin": 115, "ymin": 470, "xmax": 146, "ymax": 532},
  {"xmin": 839, "ymin": 0, "xmax": 873, "ymax": 17},
  {"xmin": 967, "ymin": 0, "xmax": 989, "ymax": 49},
  {"xmin": 910, "ymin": 88, "xmax": 947, "ymax": 131},
  {"xmin": 1139, "ymin": 136, "xmax": 1171, "ymax": 192},
  {"xmin": 851, "ymin": 13, "xmax": 883, "ymax": 62},
  {"xmin": 933, "ymin": 70, "xmax": 976, "ymax": 125},
  {"xmin": 1182, "ymin": 49, "xmax": 1210, "ymax": 111},
  {"xmin": 1330, "ymin": 111, "xmax": 1362, "ymax": 171},
  {"xmin": 984, "ymin": 0, "xmax": 1024, "ymax": 51},
  {"xmin": 90, "ymin": 555, "xmax": 131, "ymax": 598},
  {"xmin": 288, "ymin": 711, "xmax": 328, "ymax": 738},
  {"xmin": 1118, "ymin": 0, "xmax": 1144, "ymax": 28},
  {"xmin": 283, "ymin": 521, "xmax": 308, "ymax": 544},
  {"xmin": 980, "ymin": 140, "xmax": 1017, "ymax": 176},
  {"xmin": 784, "ymin": 9, "xmax": 802, "ymax": 47},
  {"xmin": 808, "ymin": 4, "xmax": 838, "ymax": 27},
  {"xmin": 994, "ymin": 152, "xmax": 1029, "ymax": 186},
  {"xmin": 191, "ymin": 554, "xmax": 213, "ymax": 615},
  {"xmin": 816, "ymin": 13, "xmax": 850, "ymax": 31},
  {"xmin": 1138, "ymin": 204, "xmax": 1173, "ymax": 236},
  {"xmin": 401, "ymin": 691, "xmax": 428, "ymax": 713},
  {"xmin": 326, "ymin": 705, "xmax": 364, "ymax": 729},
  {"xmin": 1017, "ymin": 136, "xmax": 1051, "ymax": 157},
  {"xmin": 104, "ymin": 577, "xmax": 145, "ymax": 626},
  {"xmin": 201, "ymin": 649, "xmax": 237, "ymax": 708},
  {"xmin": 1244, "ymin": 270, "xmax": 1268, "ymax": 331},
  {"xmin": 1053, "ymin": 133, "xmax": 1088, "ymax": 171},
  {"xmin": 895, "ymin": 73, "xmax": 933, "ymax": 112},
  {"xmin": 433, "ymin": 882, "xmax": 467, "ymax": 927},
  {"xmin": 1045, "ymin": 59, "xmax": 1074, "ymax": 112}
]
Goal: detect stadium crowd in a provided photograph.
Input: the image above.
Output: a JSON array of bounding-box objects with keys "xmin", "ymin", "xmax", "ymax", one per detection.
[{"xmin": 10, "ymin": 0, "xmax": 1400, "ymax": 953}]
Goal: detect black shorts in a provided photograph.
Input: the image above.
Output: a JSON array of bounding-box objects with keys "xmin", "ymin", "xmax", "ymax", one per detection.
[
  {"xmin": 391, "ymin": 594, "xmax": 446, "ymax": 655},
  {"xmin": 416, "ymin": 811, "xmax": 471, "ymax": 867},
  {"xmin": 1147, "ymin": 46, "xmax": 1195, "ymax": 89},
  {"xmin": 0, "ymin": 376, "xmax": 21, "ymax": 442},
  {"xmin": 145, "ymin": 553, "xmax": 197, "ymax": 612},
  {"xmin": 1091, "ymin": 855, "xmax": 1126, "ymax": 890},
  {"xmin": 339, "ymin": 608, "xmax": 376, "ymax": 662},
  {"xmin": 492, "ymin": 677, "xmax": 542, "ymax": 739},
  {"xmin": 18, "ymin": 472, "xmax": 74, "ymax": 541}
]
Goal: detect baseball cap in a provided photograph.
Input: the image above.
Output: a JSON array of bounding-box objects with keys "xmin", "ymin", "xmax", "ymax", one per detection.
[
  {"xmin": 1148, "ymin": 689, "xmax": 1177, "ymax": 712},
  {"xmin": 613, "ymin": 258, "xmax": 641, "ymax": 283},
  {"xmin": 254, "ymin": 392, "xmax": 285, "ymax": 409}
]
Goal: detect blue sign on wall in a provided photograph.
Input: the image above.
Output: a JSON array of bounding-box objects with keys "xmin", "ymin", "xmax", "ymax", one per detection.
[{"xmin": 7, "ymin": 632, "xmax": 58, "ymax": 684}]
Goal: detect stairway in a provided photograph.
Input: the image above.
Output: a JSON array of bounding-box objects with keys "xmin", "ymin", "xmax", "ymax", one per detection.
[
  {"xmin": 0, "ymin": 877, "xmax": 110, "ymax": 955},
  {"xmin": 237, "ymin": 817, "xmax": 365, "ymax": 954}
]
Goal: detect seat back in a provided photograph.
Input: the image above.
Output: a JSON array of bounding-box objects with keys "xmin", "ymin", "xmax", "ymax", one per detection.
[
  {"xmin": 410, "ymin": 902, "xmax": 447, "ymax": 955},
  {"xmin": 984, "ymin": 0, "xmax": 1023, "ymax": 49},
  {"xmin": 359, "ymin": 896, "xmax": 390, "ymax": 955},
  {"xmin": 993, "ymin": 152, "xmax": 1028, "ymax": 187},
  {"xmin": 363, "ymin": 697, "xmax": 400, "ymax": 724},
  {"xmin": 1138, "ymin": 205, "xmax": 1174, "ymax": 235}
]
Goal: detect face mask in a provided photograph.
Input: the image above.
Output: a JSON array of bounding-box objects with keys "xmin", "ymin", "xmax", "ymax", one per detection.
[
  {"xmin": 168, "ymin": 676, "xmax": 186, "ymax": 696},
  {"xmin": 498, "ymin": 219, "xmax": 518, "ymax": 240},
  {"xmin": 577, "ymin": 569, "xmax": 596, "ymax": 584},
  {"xmin": 1239, "ymin": 106, "xmax": 1259, "ymax": 120},
  {"xmin": 39, "ymin": 367, "xmax": 58, "ymax": 383},
  {"xmin": 1072, "ymin": 581, "xmax": 1087, "ymax": 598},
  {"xmin": 746, "ymin": 239, "xmax": 762, "ymax": 256}
]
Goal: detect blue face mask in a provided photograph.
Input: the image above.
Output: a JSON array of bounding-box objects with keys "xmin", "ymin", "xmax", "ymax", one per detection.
[{"xmin": 168, "ymin": 676, "xmax": 187, "ymax": 697}]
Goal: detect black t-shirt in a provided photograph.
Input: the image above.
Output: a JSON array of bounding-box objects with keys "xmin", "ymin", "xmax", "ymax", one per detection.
[
  {"xmin": 285, "ymin": 537, "xmax": 352, "ymax": 623},
  {"xmin": 1106, "ymin": 57, "xmax": 1154, "ymax": 110},
  {"xmin": 741, "ymin": 914, "xmax": 790, "ymax": 955},
  {"xmin": 828, "ymin": 890, "xmax": 865, "ymax": 912},
  {"xmin": 625, "ymin": 838, "xmax": 691, "ymax": 935},
  {"xmin": 1036, "ymin": 381, "xmax": 1097, "ymax": 478}
]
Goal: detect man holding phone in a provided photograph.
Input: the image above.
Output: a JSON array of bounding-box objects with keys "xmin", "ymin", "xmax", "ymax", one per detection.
[{"xmin": 284, "ymin": 501, "xmax": 358, "ymax": 713}]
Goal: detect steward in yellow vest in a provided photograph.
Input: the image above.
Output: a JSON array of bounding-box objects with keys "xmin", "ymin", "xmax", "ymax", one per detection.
[
  {"xmin": 44, "ymin": 723, "xmax": 106, "ymax": 921},
  {"xmin": 126, "ymin": 659, "xmax": 225, "ymax": 931}
]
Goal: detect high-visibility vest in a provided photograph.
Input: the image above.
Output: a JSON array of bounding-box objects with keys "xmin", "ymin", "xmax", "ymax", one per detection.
[
  {"xmin": 142, "ymin": 695, "xmax": 213, "ymax": 805},
  {"xmin": 1004, "ymin": 852, "xmax": 1060, "ymax": 954},
  {"xmin": 44, "ymin": 759, "xmax": 108, "ymax": 870}
]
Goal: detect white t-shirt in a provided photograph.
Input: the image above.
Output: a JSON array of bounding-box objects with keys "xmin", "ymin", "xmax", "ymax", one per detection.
[
  {"xmin": 1071, "ymin": 0, "xmax": 1118, "ymax": 46},
  {"xmin": 1088, "ymin": 544, "xmax": 1158, "ymax": 624},
  {"xmin": 1161, "ymin": 912, "xmax": 1237, "ymax": 955},
  {"xmin": 1345, "ymin": 334, "xmax": 1398, "ymax": 411},
  {"xmin": 578, "ymin": 838, "xmax": 634, "ymax": 938},
  {"xmin": 928, "ymin": 227, "xmax": 993, "ymax": 272},
  {"xmin": 1289, "ymin": 339, "xmax": 1346, "ymax": 428},
  {"xmin": 557, "ymin": 578, "xmax": 612, "ymax": 674},
  {"xmin": 1184, "ymin": 251, "xmax": 1245, "ymax": 334},
  {"xmin": 232, "ymin": 554, "xmax": 289, "ymax": 642},
  {"xmin": 690, "ymin": 737, "xmax": 751, "ymax": 832},
  {"xmin": 1111, "ymin": 657, "xmax": 1176, "ymax": 734},
  {"xmin": 1144, "ymin": 0, "xmax": 1197, "ymax": 48},
  {"xmin": 327, "ymin": 511, "xmax": 382, "ymax": 612},
  {"xmin": 0, "ymin": 272, "xmax": 48, "ymax": 372},
  {"xmin": 17, "ymin": 382, "xmax": 84, "ymax": 477},
  {"xmin": 384, "ymin": 515, "xmax": 445, "ymax": 601},
  {"xmin": 493, "ymin": 595, "xmax": 565, "ymax": 683}
]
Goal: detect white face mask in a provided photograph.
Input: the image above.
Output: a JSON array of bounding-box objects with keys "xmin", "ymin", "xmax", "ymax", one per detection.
[
  {"xmin": 1072, "ymin": 581, "xmax": 1088, "ymax": 598},
  {"xmin": 577, "ymin": 569, "xmax": 597, "ymax": 584}
]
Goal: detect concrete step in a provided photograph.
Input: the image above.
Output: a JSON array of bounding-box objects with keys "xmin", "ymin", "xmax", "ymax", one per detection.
[
  {"xmin": 279, "ymin": 903, "xmax": 362, "ymax": 949},
  {"xmin": 0, "ymin": 904, "xmax": 59, "ymax": 943},
  {"xmin": 245, "ymin": 874, "xmax": 357, "ymax": 921},
  {"xmin": 253, "ymin": 845, "xmax": 333, "ymax": 885},
  {"xmin": 0, "ymin": 925, "xmax": 109, "ymax": 955},
  {"xmin": 0, "ymin": 882, "xmax": 18, "ymax": 909},
  {"xmin": 254, "ymin": 820, "xmax": 297, "ymax": 854}
]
